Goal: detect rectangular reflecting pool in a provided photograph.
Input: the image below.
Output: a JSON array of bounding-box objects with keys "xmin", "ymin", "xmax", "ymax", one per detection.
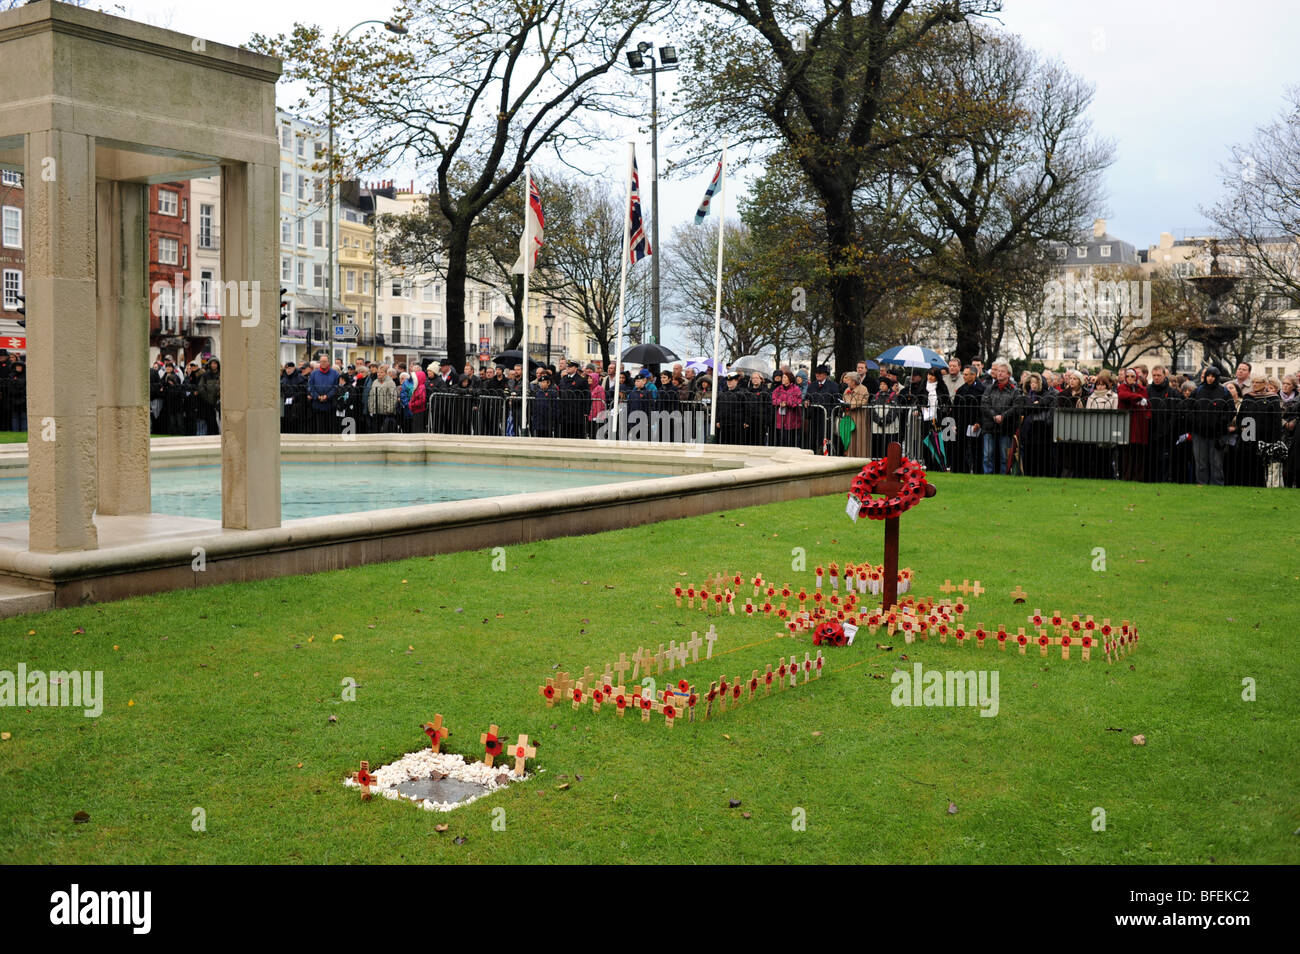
[{"xmin": 0, "ymin": 461, "xmax": 660, "ymax": 522}]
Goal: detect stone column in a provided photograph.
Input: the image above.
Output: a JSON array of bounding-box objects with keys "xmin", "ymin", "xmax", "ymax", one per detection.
[
  {"xmin": 219, "ymin": 160, "xmax": 280, "ymax": 530},
  {"xmin": 96, "ymin": 179, "xmax": 151, "ymax": 515},
  {"xmin": 25, "ymin": 129, "xmax": 98, "ymax": 552}
]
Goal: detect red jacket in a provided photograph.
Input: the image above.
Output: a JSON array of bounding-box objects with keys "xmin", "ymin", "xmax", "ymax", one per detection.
[{"xmin": 1117, "ymin": 382, "xmax": 1151, "ymax": 444}]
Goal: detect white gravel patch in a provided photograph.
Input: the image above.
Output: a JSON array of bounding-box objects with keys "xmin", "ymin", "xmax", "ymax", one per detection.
[{"xmin": 343, "ymin": 749, "xmax": 534, "ymax": 811}]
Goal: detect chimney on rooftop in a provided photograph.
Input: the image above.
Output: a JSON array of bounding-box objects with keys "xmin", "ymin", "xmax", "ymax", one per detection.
[
  {"xmin": 1160, "ymin": 232, "xmax": 1173, "ymax": 249},
  {"xmin": 1093, "ymin": 218, "xmax": 1106, "ymax": 240}
]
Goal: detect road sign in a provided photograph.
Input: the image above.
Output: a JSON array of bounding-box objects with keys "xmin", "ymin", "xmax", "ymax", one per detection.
[{"xmin": 0, "ymin": 336, "xmax": 26, "ymax": 350}]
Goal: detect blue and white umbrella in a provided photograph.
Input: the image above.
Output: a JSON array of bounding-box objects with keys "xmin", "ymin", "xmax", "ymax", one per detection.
[{"xmin": 875, "ymin": 345, "xmax": 948, "ymax": 369}]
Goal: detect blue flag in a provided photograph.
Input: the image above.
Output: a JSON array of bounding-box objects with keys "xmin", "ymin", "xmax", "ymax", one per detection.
[{"xmin": 694, "ymin": 160, "xmax": 723, "ymax": 225}]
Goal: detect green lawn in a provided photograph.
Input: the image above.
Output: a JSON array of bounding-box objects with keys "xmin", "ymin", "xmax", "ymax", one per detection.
[
  {"xmin": 0, "ymin": 431, "xmax": 25, "ymax": 443},
  {"xmin": 0, "ymin": 475, "xmax": 1295, "ymax": 864}
]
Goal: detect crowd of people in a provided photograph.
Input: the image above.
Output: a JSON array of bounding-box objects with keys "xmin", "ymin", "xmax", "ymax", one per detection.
[
  {"xmin": 892, "ymin": 358, "xmax": 1298, "ymax": 488},
  {"xmin": 58, "ymin": 351, "xmax": 1294, "ymax": 490},
  {"xmin": 0, "ymin": 350, "xmax": 27, "ymax": 433}
]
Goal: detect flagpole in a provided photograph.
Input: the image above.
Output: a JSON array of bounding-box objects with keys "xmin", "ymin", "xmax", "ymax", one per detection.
[
  {"xmin": 521, "ymin": 165, "xmax": 531, "ymax": 435},
  {"xmin": 709, "ymin": 147, "xmax": 727, "ymax": 441},
  {"xmin": 610, "ymin": 142, "xmax": 634, "ymax": 441}
]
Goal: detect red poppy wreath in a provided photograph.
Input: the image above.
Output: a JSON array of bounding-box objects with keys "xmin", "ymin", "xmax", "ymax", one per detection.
[{"xmin": 847, "ymin": 455, "xmax": 934, "ymax": 520}]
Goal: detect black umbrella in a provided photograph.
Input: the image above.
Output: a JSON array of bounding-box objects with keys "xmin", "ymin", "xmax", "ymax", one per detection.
[
  {"xmin": 621, "ymin": 343, "xmax": 681, "ymax": 365},
  {"xmin": 491, "ymin": 349, "xmax": 523, "ymax": 366}
]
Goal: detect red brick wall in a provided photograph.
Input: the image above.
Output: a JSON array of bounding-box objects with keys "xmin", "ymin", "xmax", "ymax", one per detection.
[{"xmin": 147, "ymin": 181, "xmax": 191, "ymax": 339}]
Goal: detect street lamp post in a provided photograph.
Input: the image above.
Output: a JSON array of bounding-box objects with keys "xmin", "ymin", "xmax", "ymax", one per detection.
[
  {"xmin": 544, "ymin": 302, "xmax": 556, "ymax": 368},
  {"xmin": 328, "ymin": 19, "xmax": 407, "ymax": 364},
  {"xmin": 626, "ymin": 41, "xmax": 678, "ymax": 348}
]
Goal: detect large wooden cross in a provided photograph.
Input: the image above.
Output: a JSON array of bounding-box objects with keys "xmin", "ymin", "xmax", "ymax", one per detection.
[{"xmin": 877, "ymin": 441, "xmax": 938, "ymax": 611}]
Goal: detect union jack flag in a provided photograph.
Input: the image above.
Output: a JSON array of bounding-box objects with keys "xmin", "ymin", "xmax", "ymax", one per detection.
[{"xmin": 629, "ymin": 154, "xmax": 652, "ymax": 264}]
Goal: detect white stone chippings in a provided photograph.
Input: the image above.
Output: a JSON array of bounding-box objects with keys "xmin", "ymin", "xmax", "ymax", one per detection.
[{"xmin": 343, "ymin": 749, "xmax": 528, "ymax": 812}]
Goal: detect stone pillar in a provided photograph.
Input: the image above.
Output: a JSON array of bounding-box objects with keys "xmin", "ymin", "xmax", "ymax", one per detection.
[
  {"xmin": 219, "ymin": 160, "xmax": 280, "ymax": 530},
  {"xmin": 25, "ymin": 129, "xmax": 98, "ymax": 552},
  {"xmin": 96, "ymin": 179, "xmax": 151, "ymax": 515}
]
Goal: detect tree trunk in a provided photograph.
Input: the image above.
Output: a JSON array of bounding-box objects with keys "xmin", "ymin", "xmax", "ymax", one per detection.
[
  {"xmin": 826, "ymin": 195, "xmax": 867, "ymax": 375},
  {"xmin": 954, "ymin": 283, "xmax": 986, "ymax": 365},
  {"xmin": 444, "ymin": 227, "xmax": 469, "ymax": 367}
]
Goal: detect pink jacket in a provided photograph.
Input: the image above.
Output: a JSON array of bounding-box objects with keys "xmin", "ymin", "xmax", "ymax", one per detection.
[{"xmin": 772, "ymin": 383, "xmax": 803, "ymax": 430}]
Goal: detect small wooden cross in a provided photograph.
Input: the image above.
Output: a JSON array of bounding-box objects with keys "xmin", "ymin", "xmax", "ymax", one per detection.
[
  {"xmin": 631, "ymin": 647, "xmax": 647, "ymax": 680},
  {"xmin": 1009, "ymin": 585, "xmax": 1028, "ymax": 604},
  {"xmin": 538, "ymin": 678, "xmax": 557, "ymax": 707},
  {"xmin": 480, "ymin": 725, "xmax": 505, "ymax": 767},
  {"xmin": 970, "ymin": 580, "xmax": 985, "ymax": 598},
  {"xmin": 423, "ymin": 714, "xmax": 449, "ymax": 753},
  {"xmin": 686, "ymin": 631, "xmax": 703, "ymax": 662},
  {"xmin": 957, "ymin": 579, "xmax": 973, "ymax": 596},
  {"xmin": 939, "ymin": 579, "xmax": 956, "ymax": 595},
  {"xmin": 704, "ymin": 624, "xmax": 720, "ymax": 659},
  {"xmin": 705, "ymin": 682, "xmax": 718, "ymax": 718},
  {"xmin": 356, "ymin": 760, "xmax": 377, "ymax": 800},
  {"xmin": 748, "ymin": 669, "xmax": 760, "ymax": 700},
  {"xmin": 510, "ymin": 734, "xmax": 536, "ymax": 776},
  {"xmin": 674, "ymin": 643, "xmax": 689, "ymax": 668},
  {"xmin": 665, "ymin": 640, "xmax": 678, "ymax": 672},
  {"xmin": 553, "ymin": 671, "xmax": 574, "ymax": 697},
  {"xmin": 763, "ymin": 663, "xmax": 774, "ymax": 694},
  {"xmin": 652, "ymin": 643, "xmax": 666, "ymax": 674},
  {"xmin": 612, "ymin": 652, "xmax": 631, "ymax": 684},
  {"xmin": 580, "ymin": 666, "xmax": 596, "ymax": 687}
]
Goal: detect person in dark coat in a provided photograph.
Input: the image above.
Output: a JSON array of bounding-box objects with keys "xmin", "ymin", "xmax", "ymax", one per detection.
[
  {"xmin": 625, "ymin": 370, "xmax": 654, "ymax": 440},
  {"xmin": 979, "ymin": 361, "xmax": 1020, "ymax": 474},
  {"xmin": 746, "ymin": 372, "xmax": 772, "ymax": 446},
  {"xmin": 307, "ymin": 354, "xmax": 340, "ymax": 434},
  {"xmin": 1191, "ymin": 366, "xmax": 1231, "ymax": 485},
  {"xmin": 953, "ymin": 366, "xmax": 984, "ymax": 474},
  {"xmin": 1145, "ymin": 365, "xmax": 1178, "ymax": 482},
  {"xmin": 715, "ymin": 371, "xmax": 749, "ymax": 445},
  {"xmin": 804, "ymin": 364, "xmax": 840, "ymax": 455}
]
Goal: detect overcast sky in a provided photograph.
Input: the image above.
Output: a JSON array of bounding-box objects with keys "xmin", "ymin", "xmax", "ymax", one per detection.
[{"xmin": 90, "ymin": 0, "xmax": 1299, "ymax": 250}]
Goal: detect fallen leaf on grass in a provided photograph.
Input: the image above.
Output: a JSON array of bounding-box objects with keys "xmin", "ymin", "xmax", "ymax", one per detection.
[
  {"xmin": 73, "ymin": 811, "xmax": 90, "ymax": 823},
  {"xmin": 1132, "ymin": 734, "xmax": 1147, "ymax": 746},
  {"xmin": 722, "ymin": 734, "xmax": 731, "ymax": 740},
  {"xmin": 127, "ymin": 700, "xmax": 135, "ymax": 707},
  {"xmin": 811, "ymin": 731, "xmax": 822, "ymax": 737},
  {"xmin": 1105, "ymin": 727, "xmax": 1124, "ymax": 732},
  {"xmin": 327, "ymin": 714, "xmax": 338, "ymax": 724},
  {"xmin": 435, "ymin": 824, "xmax": 449, "ymax": 833},
  {"xmin": 495, "ymin": 774, "xmax": 510, "ymax": 786},
  {"xmin": 742, "ymin": 812, "xmax": 752, "ymax": 819},
  {"xmin": 947, "ymin": 802, "xmax": 958, "ymax": 815},
  {"xmin": 729, "ymin": 799, "xmax": 742, "ymax": 808},
  {"xmin": 557, "ymin": 783, "xmax": 570, "ymax": 791},
  {"xmin": 875, "ymin": 643, "xmax": 893, "ymax": 651},
  {"xmin": 453, "ymin": 836, "xmax": 467, "ymax": 845},
  {"xmin": 332, "ymin": 634, "xmax": 344, "ymax": 642},
  {"xmin": 0, "ymin": 732, "xmax": 10, "ymax": 741},
  {"xmin": 72, "ymin": 627, "xmax": 85, "ymax": 635}
]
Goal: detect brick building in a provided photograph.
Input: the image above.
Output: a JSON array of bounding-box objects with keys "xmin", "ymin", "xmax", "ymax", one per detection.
[{"xmin": 148, "ymin": 179, "xmax": 192, "ymax": 363}]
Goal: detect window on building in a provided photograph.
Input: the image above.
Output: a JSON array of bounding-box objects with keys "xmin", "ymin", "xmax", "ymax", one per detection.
[
  {"xmin": 314, "ymin": 179, "xmax": 324, "ymax": 204},
  {"xmin": 296, "ymin": 220, "xmax": 305, "ymax": 248},
  {"xmin": 1055, "ymin": 246, "xmax": 1067, "ymax": 261},
  {"xmin": 391, "ymin": 279, "xmax": 403, "ymax": 298},
  {"xmin": 314, "ymin": 220, "xmax": 325, "ymax": 248},
  {"xmin": 587, "ymin": 337, "xmax": 599, "ymax": 353},
  {"xmin": 346, "ymin": 270, "xmax": 355, "ymax": 293},
  {"xmin": 281, "ymin": 171, "xmax": 292, "ymax": 195},
  {"xmin": 0, "ymin": 170, "xmax": 21, "ymax": 187},
  {"xmin": 181, "ymin": 245, "xmax": 188, "ymax": 269},
  {"xmin": 200, "ymin": 269, "xmax": 213, "ymax": 313},
  {"xmin": 157, "ymin": 286, "xmax": 176, "ymax": 332},
  {"xmin": 296, "ymin": 136, "xmax": 305, "ymax": 158},
  {"xmin": 296, "ymin": 261, "xmax": 305, "ymax": 288},
  {"xmin": 158, "ymin": 237, "xmax": 178, "ymax": 265},
  {"xmin": 403, "ymin": 279, "xmax": 413, "ymax": 299},
  {"xmin": 158, "ymin": 190, "xmax": 178, "ymax": 215},
  {"xmin": 1075, "ymin": 246, "xmax": 1088, "ymax": 259},
  {"xmin": 1175, "ymin": 262, "xmax": 1192, "ymax": 277},
  {"xmin": 1099, "ymin": 245, "xmax": 1111, "ymax": 258},
  {"xmin": 297, "ymin": 176, "xmax": 307, "ymax": 201},
  {"xmin": 199, "ymin": 204, "xmax": 214, "ymax": 248},
  {"xmin": 1266, "ymin": 345, "xmax": 1274, "ymax": 360},
  {"xmin": 281, "ymin": 257, "xmax": 292, "ymax": 283},
  {"xmin": 280, "ymin": 125, "xmax": 292, "ymax": 149},
  {"xmin": 1, "ymin": 269, "xmax": 21, "ymax": 310},
  {"xmin": 313, "ymin": 264, "xmax": 324, "ymax": 288},
  {"xmin": 362, "ymin": 273, "xmax": 371, "ymax": 296},
  {"xmin": 281, "ymin": 219, "xmax": 292, "ymax": 246},
  {"xmin": 391, "ymin": 315, "xmax": 402, "ymax": 343},
  {"xmin": 1280, "ymin": 344, "xmax": 1288, "ymax": 360},
  {"xmin": 422, "ymin": 283, "xmax": 434, "ymax": 303},
  {"xmin": 423, "ymin": 319, "xmax": 432, "ymax": 344},
  {"xmin": 1, "ymin": 206, "xmax": 20, "ymax": 249},
  {"xmin": 181, "ymin": 198, "xmax": 188, "ymax": 223},
  {"xmin": 364, "ymin": 239, "xmax": 372, "ymax": 252}
]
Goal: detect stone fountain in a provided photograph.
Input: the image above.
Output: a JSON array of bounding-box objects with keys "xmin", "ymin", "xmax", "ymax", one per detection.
[{"xmin": 1187, "ymin": 240, "xmax": 1244, "ymax": 371}]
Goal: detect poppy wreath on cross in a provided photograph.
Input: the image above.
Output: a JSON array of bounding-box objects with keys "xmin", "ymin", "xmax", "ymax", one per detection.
[{"xmin": 847, "ymin": 454, "xmax": 932, "ymax": 520}]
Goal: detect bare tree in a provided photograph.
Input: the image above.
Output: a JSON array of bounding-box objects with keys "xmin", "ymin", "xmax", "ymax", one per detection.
[
  {"xmin": 678, "ymin": 0, "xmax": 1000, "ymax": 372},
  {"xmin": 543, "ymin": 177, "xmax": 648, "ymax": 368},
  {"xmin": 898, "ymin": 27, "xmax": 1114, "ymax": 364},
  {"xmin": 1073, "ymin": 265, "xmax": 1160, "ymax": 370},
  {"xmin": 253, "ymin": 0, "xmax": 664, "ymax": 368},
  {"xmin": 1206, "ymin": 85, "xmax": 1300, "ymax": 304}
]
